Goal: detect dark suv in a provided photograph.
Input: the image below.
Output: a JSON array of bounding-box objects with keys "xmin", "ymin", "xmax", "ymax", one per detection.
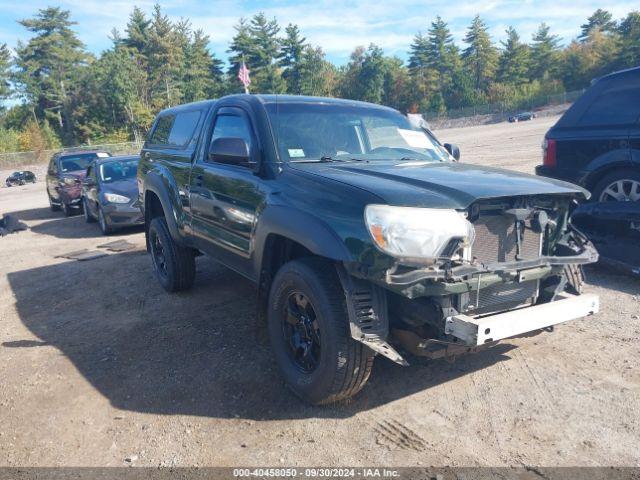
[
  {"xmin": 46, "ymin": 150, "xmax": 112, "ymax": 215},
  {"xmin": 536, "ymin": 66, "xmax": 640, "ymax": 202},
  {"xmin": 139, "ymin": 95, "xmax": 599, "ymax": 405}
]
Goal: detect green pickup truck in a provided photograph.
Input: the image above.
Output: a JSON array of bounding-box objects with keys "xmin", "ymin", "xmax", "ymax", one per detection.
[{"xmin": 138, "ymin": 94, "xmax": 599, "ymax": 405}]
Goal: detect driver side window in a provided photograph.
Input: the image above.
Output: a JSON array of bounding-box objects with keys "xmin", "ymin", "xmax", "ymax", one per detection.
[{"xmin": 209, "ymin": 114, "xmax": 254, "ymax": 162}]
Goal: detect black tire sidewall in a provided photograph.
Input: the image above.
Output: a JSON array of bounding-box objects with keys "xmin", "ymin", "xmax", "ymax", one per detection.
[
  {"xmin": 148, "ymin": 217, "xmax": 178, "ymax": 291},
  {"xmin": 267, "ymin": 261, "xmax": 349, "ymax": 404},
  {"xmin": 592, "ymin": 168, "xmax": 640, "ymax": 202},
  {"xmin": 98, "ymin": 207, "xmax": 109, "ymax": 234},
  {"xmin": 83, "ymin": 198, "xmax": 94, "ymax": 223}
]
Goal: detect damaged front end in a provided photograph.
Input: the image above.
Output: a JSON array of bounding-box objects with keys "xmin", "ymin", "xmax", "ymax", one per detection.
[{"xmin": 340, "ymin": 195, "xmax": 599, "ymax": 365}]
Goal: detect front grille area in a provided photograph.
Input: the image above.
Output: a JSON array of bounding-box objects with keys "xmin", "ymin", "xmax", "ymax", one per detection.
[
  {"xmin": 455, "ymin": 212, "xmax": 543, "ymax": 316},
  {"xmin": 472, "ymin": 214, "xmax": 542, "ymax": 265}
]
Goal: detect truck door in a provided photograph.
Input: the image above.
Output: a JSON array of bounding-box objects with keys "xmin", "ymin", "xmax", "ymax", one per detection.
[{"xmin": 189, "ymin": 106, "xmax": 265, "ymax": 279}]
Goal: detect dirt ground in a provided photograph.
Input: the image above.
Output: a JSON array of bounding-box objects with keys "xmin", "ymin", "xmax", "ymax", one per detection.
[{"xmin": 1, "ymin": 116, "xmax": 639, "ymax": 468}]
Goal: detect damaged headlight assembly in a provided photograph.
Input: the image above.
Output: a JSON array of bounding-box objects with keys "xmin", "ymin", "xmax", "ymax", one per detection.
[{"xmin": 365, "ymin": 205, "xmax": 475, "ymax": 265}]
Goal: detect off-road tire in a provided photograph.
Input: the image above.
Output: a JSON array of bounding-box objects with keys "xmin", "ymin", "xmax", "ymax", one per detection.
[
  {"xmin": 267, "ymin": 257, "xmax": 375, "ymax": 405},
  {"xmin": 148, "ymin": 216, "xmax": 196, "ymax": 292}
]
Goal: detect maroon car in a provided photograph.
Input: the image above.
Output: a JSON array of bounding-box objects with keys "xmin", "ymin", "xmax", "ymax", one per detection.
[{"xmin": 46, "ymin": 150, "xmax": 111, "ymax": 215}]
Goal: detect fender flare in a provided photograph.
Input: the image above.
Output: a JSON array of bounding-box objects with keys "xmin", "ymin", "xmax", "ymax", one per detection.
[
  {"xmin": 252, "ymin": 205, "xmax": 354, "ymax": 274},
  {"xmin": 142, "ymin": 171, "xmax": 183, "ymax": 242}
]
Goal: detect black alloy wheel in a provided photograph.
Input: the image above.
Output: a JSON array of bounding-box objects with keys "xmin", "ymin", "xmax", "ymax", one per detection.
[{"xmin": 282, "ymin": 291, "xmax": 321, "ymax": 373}]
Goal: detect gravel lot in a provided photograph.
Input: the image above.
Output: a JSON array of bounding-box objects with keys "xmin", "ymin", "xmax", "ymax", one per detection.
[{"xmin": 1, "ymin": 116, "xmax": 639, "ymax": 468}]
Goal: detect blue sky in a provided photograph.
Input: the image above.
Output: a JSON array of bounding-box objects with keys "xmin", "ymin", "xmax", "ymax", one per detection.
[{"xmin": 0, "ymin": 0, "xmax": 637, "ymax": 66}]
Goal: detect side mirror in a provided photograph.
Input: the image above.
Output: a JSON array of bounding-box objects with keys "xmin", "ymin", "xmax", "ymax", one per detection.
[
  {"xmin": 444, "ymin": 143, "xmax": 460, "ymax": 161},
  {"xmin": 82, "ymin": 177, "xmax": 95, "ymax": 187},
  {"xmin": 208, "ymin": 137, "xmax": 251, "ymax": 166}
]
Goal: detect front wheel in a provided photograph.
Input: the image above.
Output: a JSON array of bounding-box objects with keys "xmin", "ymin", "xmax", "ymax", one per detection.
[
  {"xmin": 97, "ymin": 207, "xmax": 112, "ymax": 235},
  {"xmin": 267, "ymin": 257, "xmax": 375, "ymax": 405},
  {"xmin": 48, "ymin": 193, "xmax": 61, "ymax": 212},
  {"xmin": 62, "ymin": 201, "xmax": 74, "ymax": 216},
  {"xmin": 148, "ymin": 216, "xmax": 196, "ymax": 292},
  {"xmin": 83, "ymin": 197, "xmax": 96, "ymax": 223}
]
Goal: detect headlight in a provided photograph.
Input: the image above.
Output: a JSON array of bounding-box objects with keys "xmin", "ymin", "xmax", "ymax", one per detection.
[
  {"xmin": 364, "ymin": 205, "xmax": 475, "ymax": 263},
  {"xmin": 104, "ymin": 193, "xmax": 130, "ymax": 203}
]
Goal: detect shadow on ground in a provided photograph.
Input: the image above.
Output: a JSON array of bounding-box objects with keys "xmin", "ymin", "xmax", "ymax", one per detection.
[
  {"xmin": 6, "ymin": 248, "xmax": 516, "ymax": 420},
  {"xmin": 6, "ymin": 206, "xmax": 143, "ymax": 240}
]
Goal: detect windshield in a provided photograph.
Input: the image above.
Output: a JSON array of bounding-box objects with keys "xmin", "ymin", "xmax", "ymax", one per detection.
[
  {"xmin": 59, "ymin": 153, "xmax": 109, "ymax": 172},
  {"xmin": 99, "ymin": 159, "xmax": 138, "ymax": 183},
  {"xmin": 265, "ymin": 103, "xmax": 450, "ymax": 163}
]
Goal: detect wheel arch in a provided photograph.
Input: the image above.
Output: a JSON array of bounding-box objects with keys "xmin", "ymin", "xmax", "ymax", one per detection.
[
  {"xmin": 252, "ymin": 206, "xmax": 354, "ymax": 332},
  {"xmin": 584, "ymin": 162, "xmax": 640, "ymax": 192},
  {"xmin": 142, "ymin": 171, "xmax": 184, "ymax": 250}
]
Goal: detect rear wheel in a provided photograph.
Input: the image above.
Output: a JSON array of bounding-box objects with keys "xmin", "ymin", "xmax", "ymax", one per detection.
[
  {"xmin": 592, "ymin": 169, "xmax": 640, "ymax": 203},
  {"xmin": 148, "ymin": 216, "xmax": 196, "ymax": 292},
  {"xmin": 267, "ymin": 257, "xmax": 375, "ymax": 405}
]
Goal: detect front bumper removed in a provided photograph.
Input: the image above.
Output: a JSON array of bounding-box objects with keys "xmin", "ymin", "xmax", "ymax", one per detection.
[{"xmin": 445, "ymin": 293, "xmax": 599, "ymax": 346}]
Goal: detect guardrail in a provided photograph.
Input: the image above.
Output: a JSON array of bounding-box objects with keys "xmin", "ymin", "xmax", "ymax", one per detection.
[{"xmin": 0, "ymin": 141, "xmax": 144, "ymax": 169}]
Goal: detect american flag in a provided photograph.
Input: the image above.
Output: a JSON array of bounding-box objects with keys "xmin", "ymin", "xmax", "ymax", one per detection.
[{"xmin": 238, "ymin": 61, "xmax": 251, "ymax": 93}]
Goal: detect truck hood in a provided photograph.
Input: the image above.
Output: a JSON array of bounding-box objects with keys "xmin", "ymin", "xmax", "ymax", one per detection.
[{"xmin": 289, "ymin": 161, "xmax": 588, "ymax": 209}]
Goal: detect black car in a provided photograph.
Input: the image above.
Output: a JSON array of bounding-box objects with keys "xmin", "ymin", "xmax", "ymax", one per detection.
[
  {"xmin": 138, "ymin": 94, "xmax": 598, "ymax": 405},
  {"xmin": 536, "ymin": 66, "xmax": 640, "ymax": 203},
  {"xmin": 82, "ymin": 155, "xmax": 143, "ymax": 235},
  {"xmin": 508, "ymin": 111, "xmax": 535, "ymax": 123},
  {"xmin": 5, "ymin": 171, "xmax": 36, "ymax": 187},
  {"xmin": 46, "ymin": 150, "xmax": 112, "ymax": 215}
]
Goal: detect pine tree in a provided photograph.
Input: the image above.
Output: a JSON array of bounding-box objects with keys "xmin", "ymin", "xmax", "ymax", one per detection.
[
  {"xmin": 617, "ymin": 12, "xmax": 640, "ymax": 69},
  {"xmin": 183, "ymin": 30, "xmax": 224, "ymax": 102},
  {"xmin": 407, "ymin": 32, "xmax": 432, "ymax": 103},
  {"xmin": 0, "ymin": 44, "xmax": 11, "ymax": 104},
  {"xmin": 298, "ymin": 46, "xmax": 336, "ymax": 96},
  {"xmin": 146, "ymin": 5, "xmax": 184, "ymax": 107},
  {"xmin": 124, "ymin": 7, "xmax": 151, "ymax": 58},
  {"xmin": 530, "ymin": 23, "xmax": 561, "ymax": 80},
  {"xmin": 462, "ymin": 15, "xmax": 498, "ymax": 90},
  {"xmin": 408, "ymin": 32, "xmax": 429, "ymax": 71},
  {"xmin": 497, "ymin": 26, "xmax": 530, "ymax": 84},
  {"xmin": 426, "ymin": 17, "xmax": 460, "ymax": 97},
  {"xmin": 13, "ymin": 7, "xmax": 89, "ymax": 143},
  {"xmin": 579, "ymin": 9, "xmax": 617, "ymax": 42},
  {"xmin": 279, "ymin": 24, "xmax": 307, "ymax": 94},
  {"xmin": 247, "ymin": 13, "xmax": 285, "ymax": 93},
  {"xmin": 228, "ymin": 18, "xmax": 253, "ymax": 79}
]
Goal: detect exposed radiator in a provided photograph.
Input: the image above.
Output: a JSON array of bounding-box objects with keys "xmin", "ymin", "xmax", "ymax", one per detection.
[
  {"xmin": 472, "ymin": 214, "xmax": 542, "ymax": 265},
  {"xmin": 456, "ymin": 213, "xmax": 542, "ymax": 315}
]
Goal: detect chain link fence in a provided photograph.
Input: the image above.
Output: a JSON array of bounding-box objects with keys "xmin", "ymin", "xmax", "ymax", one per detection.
[{"xmin": 0, "ymin": 141, "xmax": 144, "ymax": 170}]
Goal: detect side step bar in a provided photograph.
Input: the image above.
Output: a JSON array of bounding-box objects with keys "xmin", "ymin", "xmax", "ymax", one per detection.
[{"xmin": 445, "ymin": 293, "xmax": 599, "ymax": 346}]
